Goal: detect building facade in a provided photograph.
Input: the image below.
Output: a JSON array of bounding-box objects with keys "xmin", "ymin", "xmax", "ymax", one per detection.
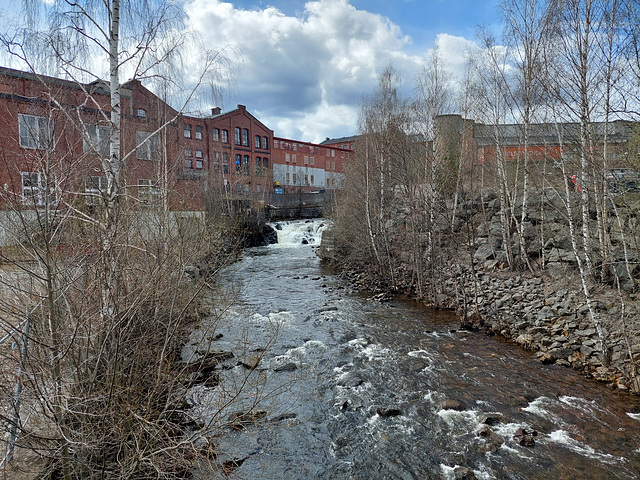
[
  {"xmin": 0, "ymin": 67, "xmax": 352, "ymax": 232},
  {"xmin": 271, "ymin": 137, "xmax": 350, "ymax": 193}
]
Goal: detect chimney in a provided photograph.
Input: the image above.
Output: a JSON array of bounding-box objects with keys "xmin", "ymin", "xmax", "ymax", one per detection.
[
  {"xmin": 238, "ymin": 104, "xmax": 246, "ymax": 111},
  {"xmin": 211, "ymin": 107, "xmax": 221, "ymax": 115}
]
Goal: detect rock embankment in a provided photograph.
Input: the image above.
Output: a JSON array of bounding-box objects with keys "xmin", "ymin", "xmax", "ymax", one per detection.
[
  {"xmin": 321, "ymin": 188, "xmax": 640, "ymax": 394},
  {"xmin": 439, "ymin": 268, "xmax": 640, "ymax": 393}
]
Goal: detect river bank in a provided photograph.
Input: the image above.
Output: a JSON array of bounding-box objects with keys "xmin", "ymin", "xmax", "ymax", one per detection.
[{"xmin": 319, "ymin": 221, "xmax": 640, "ymax": 395}]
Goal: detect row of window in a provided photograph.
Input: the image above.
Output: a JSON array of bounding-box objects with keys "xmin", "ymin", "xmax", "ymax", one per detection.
[
  {"xmin": 284, "ymin": 172, "xmax": 316, "ymax": 185},
  {"xmin": 211, "ymin": 153, "xmax": 269, "ymax": 176},
  {"xmin": 19, "ymin": 172, "xmax": 162, "ymax": 207},
  {"xmin": 184, "ymin": 124, "xmax": 203, "ymax": 140},
  {"xmin": 273, "ymin": 139, "xmax": 340, "ymax": 157},
  {"xmin": 212, "ymin": 128, "xmax": 269, "ymax": 149},
  {"xmin": 21, "ymin": 168, "xmax": 338, "ymax": 207},
  {"xmin": 284, "ymin": 153, "xmax": 317, "ymax": 165}
]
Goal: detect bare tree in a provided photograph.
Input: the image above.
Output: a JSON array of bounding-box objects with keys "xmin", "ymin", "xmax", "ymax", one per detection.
[{"xmin": 0, "ymin": 2, "xmax": 242, "ymax": 478}]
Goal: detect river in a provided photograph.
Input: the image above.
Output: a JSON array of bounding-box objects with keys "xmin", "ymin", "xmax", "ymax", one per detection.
[{"xmin": 184, "ymin": 219, "xmax": 640, "ymax": 480}]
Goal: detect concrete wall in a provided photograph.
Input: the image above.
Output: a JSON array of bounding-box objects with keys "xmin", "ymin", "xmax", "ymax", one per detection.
[{"xmin": 0, "ymin": 209, "xmax": 206, "ymax": 248}]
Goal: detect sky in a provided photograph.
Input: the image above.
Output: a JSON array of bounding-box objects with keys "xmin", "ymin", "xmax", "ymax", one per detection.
[
  {"xmin": 0, "ymin": 0, "xmax": 502, "ymax": 143},
  {"xmin": 182, "ymin": 0, "xmax": 502, "ymax": 143}
]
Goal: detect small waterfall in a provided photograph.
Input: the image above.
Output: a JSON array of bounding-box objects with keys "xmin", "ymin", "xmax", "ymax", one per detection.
[{"xmin": 270, "ymin": 219, "xmax": 329, "ymax": 247}]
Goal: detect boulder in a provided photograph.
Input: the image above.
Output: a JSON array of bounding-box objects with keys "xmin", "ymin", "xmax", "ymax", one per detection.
[
  {"xmin": 376, "ymin": 407, "xmax": 403, "ymax": 418},
  {"xmin": 442, "ymin": 398, "xmax": 466, "ymax": 411},
  {"xmin": 453, "ymin": 466, "xmax": 477, "ymax": 480},
  {"xmin": 514, "ymin": 428, "xmax": 538, "ymax": 447}
]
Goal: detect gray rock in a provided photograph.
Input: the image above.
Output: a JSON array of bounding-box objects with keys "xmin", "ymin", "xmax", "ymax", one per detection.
[{"xmin": 274, "ymin": 362, "xmax": 297, "ymax": 372}]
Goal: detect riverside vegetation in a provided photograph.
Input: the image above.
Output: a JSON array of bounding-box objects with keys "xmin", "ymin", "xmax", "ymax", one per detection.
[{"xmin": 323, "ymin": 186, "xmax": 640, "ymax": 394}]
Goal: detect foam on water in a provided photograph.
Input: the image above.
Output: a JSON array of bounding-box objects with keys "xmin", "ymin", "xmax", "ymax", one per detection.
[
  {"xmin": 547, "ymin": 430, "xmax": 626, "ymax": 465},
  {"xmin": 559, "ymin": 395, "xmax": 610, "ymax": 417},
  {"xmin": 440, "ymin": 464, "xmax": 494, "ymax": 480},
  {"xmin": 626, "ymin": 412, "xmax": 640, "ymax": 422},
  {"xmin": 271, "ymin": 219, "xmax": 329, "ymax": 247},
  {"xmin": 521, "ymin": 396, "xmax": 552, "ymax": 416}
]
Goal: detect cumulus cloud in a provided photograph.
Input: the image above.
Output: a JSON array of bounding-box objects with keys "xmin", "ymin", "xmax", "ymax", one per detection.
[{"xmin": 183, "ymin": 0, "xmax": 479, "ymax": 142}]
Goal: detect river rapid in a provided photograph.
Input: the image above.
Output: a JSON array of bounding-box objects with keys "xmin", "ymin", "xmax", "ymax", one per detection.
[{"xmin": 184, "ymin": 219, "xmax": 640, "ymax": 480}]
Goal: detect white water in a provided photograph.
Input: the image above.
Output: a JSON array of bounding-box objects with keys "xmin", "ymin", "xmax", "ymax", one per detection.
[{"xmin": 271, "ymin": 219, "xmax": 329, "ymax": 246}]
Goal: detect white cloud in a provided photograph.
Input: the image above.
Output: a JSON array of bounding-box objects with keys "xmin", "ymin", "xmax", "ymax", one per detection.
[{"xmin": 183, "ymin": 0, "xmax": 480, "ymax": 142}]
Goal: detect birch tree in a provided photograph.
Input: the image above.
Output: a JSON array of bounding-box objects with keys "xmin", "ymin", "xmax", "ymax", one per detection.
[{"xmin": 414, "ymin": 48, "xmax": 454, "ymax": 300}]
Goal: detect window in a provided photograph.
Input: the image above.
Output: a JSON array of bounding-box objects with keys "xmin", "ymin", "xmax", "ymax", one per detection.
[
  {"xmin": 292, "ymin": 173, "xmax": 297, "ymax": 184},
  {"xmin": 332, "ymin": 161, "xmax": 335, "ymax": 170},
  {"xmin": 235, "ymin": 154, "xmax": 242, "ymax": 173},
  {"xmin": 83, "ymin": 124, "xmax": 110, "ymax": 156},
  {"xmin": 222, "ymin": 152, "xmax": 229, "ymax": 174},
  {"xmin": 310, "ymin": 156, "xmax": 314, "ymax": 166},
  {"xmin": 184, "ymin": 124, "xmax": 191, "ymax": 138},
  {"xmin": 255, "ymin": 135, "xmax": 261, "ymax": 148},
  {"xmin": 19, "ymin": 114, "xmax": 53, "ymax": 150},
  {"xmin": 195, "ymin": 125, "xmax": 202, "ymax": 140},
  {"xmin": 274, "ymin": 139, "xmax": 279, "ymax": 148},
  {"xmin": 195, "ymin": 149, "xmax": 203, "ymax": 158},
  {"xmin": 196, "ymin": 160, "xmax": 203, "ymax": 169},
  {"xmin": 286, "ymin": 172, "xmax": 290, "ymax": 183},
  {"xmin": 304, "ymin": 174, "xmax": 309, "ymax": 184},
  {"xmin": 243, "ymin": 155, "xmax": 249, "ymax": 175},
  {"xmin": 292, "ymin": 154, "xmax": 296, "ymax": 164},
  {"xmin": 213, "ymin": 128, "xmax": 220, "ymax": 142},
  {"xmin": 262, "ymin": 158, "xmax": 268, "ymax": 176},
  {"xmin": 310, "ymin": 175, "xmax": 315, "ymax": 184},
  {"xmin": 304, "ymin": 156, "xmax": 309, "ymax": 165},
  {"xmin": 242, "ymin": 129, "xmax": 249, "ymax": 147},
  {"xmin": 332, "ymin": 150, "xmax": 335, "ymax": 157},
  {"xmin": 222, "ymin": 130, "xmax": 229, "ymax": 143},
  {"xmin": 257, "ymin": 184, "xmax": 261, "ymax": 193},
  {"xmin": 255, "ymin": 157, "xmax": 261, "ymax": 176},
  {"xmin": 138, "ymin": 179, "xmax": 160, "ymax": 205},
  {"xmin": 85, "ymin": 175, "xmax": 106, "ymax": 205},
  {"xmin": 285, "ymin": 153, "xmax": 290, "ymax": 163},
  {"xmin": 137, "ymin": 109, "xmax": 146, "ymax": 117},
  {"xmin": 235, "ymin": 127, "xmax": 241, "ymax": 145},
  {"xmin": 185, "ymin": 148, "xmax": 192, "ymax": 157},
  {"xmin": 184, "ymin": 158, "xmax": 192, "ymax": 169},
  {"xmin": 136, "ymin": 131, "xmax": 160, "ymax": 161},
  {"xmin": 21, "ymin": 171, "xmax": 55, "ymax": 206},
  {"xmin": 262, "ymin": 137, "xmax": 268, "ymax": 150},
  {"xmin": 213, "ymin": 152, "xmax": 221, "ymax": 172}
]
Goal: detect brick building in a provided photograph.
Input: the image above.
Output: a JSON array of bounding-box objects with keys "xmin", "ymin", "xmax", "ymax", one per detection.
[
  {"xmin": 271, "ymin": 137, "xmax": 351, "ymax": 193},
  {"xmin": 205, "ymin": 104, "xmax": 273, "ymax": 196},
  {"xmin": 0, "ymin": 67, "xmax": 353, "ymax": 220}
]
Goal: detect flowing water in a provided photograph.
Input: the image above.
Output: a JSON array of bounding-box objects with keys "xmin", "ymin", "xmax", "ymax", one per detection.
[{"xmin": 184, "ymin": 219, "xmax": 640, "ymax": 480}]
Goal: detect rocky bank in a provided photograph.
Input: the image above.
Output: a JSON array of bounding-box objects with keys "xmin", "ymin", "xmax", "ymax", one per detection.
[{"xmin": 320, "ymin": 188, "xmax": 640, "ymax": 394}]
